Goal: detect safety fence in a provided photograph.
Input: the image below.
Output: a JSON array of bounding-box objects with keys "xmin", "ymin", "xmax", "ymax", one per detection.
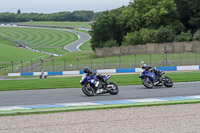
[
  {"xmin": 8, "ymin": 65, "xmax": 200, "ymax": 77},
  {"xmin": 5, "ymin": 52, "xmax": 200, "ymax": 74}
]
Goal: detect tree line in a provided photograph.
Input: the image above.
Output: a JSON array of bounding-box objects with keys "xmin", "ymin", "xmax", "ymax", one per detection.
[
  {"xmin": 90, "ymin": 0, "xmax": 200, "ymax": 50},
  {"xmin": 0, "ymin": 10, "xmax": 100, "ymax": 22}
]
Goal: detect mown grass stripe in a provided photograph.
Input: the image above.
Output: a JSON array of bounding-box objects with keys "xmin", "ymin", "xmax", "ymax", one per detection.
[{"xmin": 0, "ymin": 27, "xmax": 78, "ymax": 55}]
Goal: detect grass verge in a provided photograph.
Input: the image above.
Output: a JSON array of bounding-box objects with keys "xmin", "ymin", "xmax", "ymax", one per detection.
[
  {"xmin": 0, "ymin": 71, "xmax": 200, "ymax": 91},
  {"xmin": 1, "ymin": 99, "xmax": 200, "ymax": 116}
]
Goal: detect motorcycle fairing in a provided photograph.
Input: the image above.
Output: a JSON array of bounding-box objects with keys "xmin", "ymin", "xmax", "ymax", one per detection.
[{"xmin": 140, "ymin": 70, "xmax": 156, "ymax": 83}]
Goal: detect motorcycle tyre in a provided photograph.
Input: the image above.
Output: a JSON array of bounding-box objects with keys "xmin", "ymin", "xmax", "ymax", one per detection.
[
  {"xmin": 163, "ymin": 76, "xmax": 173, "ymax": 87},
  {"xmin": 108, "ymin": 82, "xmax": 119, "ymax": 95},
  {"xmin": 142, "ymin": 77, "xmax": 154, "ymax": 89},
  {"xmin": 82, "ymin": 83, "xmax": 95, "ymax": 96}
]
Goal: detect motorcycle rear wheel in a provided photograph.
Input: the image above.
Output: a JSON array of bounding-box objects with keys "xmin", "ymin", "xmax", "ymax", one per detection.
[
  {"xmin": 108, "ymin": 82, "xmax": 119, "ymax": 95},
  {"xmin": 82, "ymin": 83, "xmax": 95, "ymax": 96},
  {"xmin": 142, "ymin": 77, "xmax": 153, "ymax": 89},
  {"xmin": 163, "ymin": 76, "xmax": 173, "ymax": 87}
]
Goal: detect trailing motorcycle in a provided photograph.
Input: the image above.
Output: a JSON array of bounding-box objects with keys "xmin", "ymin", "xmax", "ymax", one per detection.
[
  {"xmin": 80, "ymin": 68, "xmax": 119, "ymax": 96},
  {"xmin": 40, "ymin": 69, "xmax": 47, "ymax": 79},
  {"xmin": 139, "ymin": 67, "xmax": 173, "ymax": 89}
]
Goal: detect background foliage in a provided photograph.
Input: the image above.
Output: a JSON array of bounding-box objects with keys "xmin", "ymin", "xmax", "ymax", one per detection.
[
  {"xmin": 0, "ymin": 10, "xmax": 100, "ymax": 22},
  {"xmin": 90, "ymin": 0, "xmax": 200, "ymax": 49}
]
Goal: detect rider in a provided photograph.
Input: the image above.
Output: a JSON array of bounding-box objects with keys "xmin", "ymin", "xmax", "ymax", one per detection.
[
  {"xmin": 141, "ymin": 64, "xmax": 161, "ymax": 82},
  {"xmin": 83, "ymin": 67, "xmax": 106, "ymax": 93},
  {"xmin": 83, "ymin": 67, "xmax": 96, "ymax": 77},
  {"xmin": 83, "ymin": 67, "xmax": 107, "ymax": 84}
]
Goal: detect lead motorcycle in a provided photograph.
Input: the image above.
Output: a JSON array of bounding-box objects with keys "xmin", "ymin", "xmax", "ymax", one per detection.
[
  {"xmin": 80, "ymin": 68, "xmax": 119, "ymax": 96},
  {"xmin": 139, "ymin": 66, "xmax": 173, "ymax": 89}
]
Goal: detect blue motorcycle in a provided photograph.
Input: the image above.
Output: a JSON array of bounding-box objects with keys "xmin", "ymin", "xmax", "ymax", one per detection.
[
  {"xmin": 80, "ymin": 71, "xmax": 119, "ymax": 96},
  {"xmin": 139, "ymin": 69, "xmax": 173, "ymax": 89}
]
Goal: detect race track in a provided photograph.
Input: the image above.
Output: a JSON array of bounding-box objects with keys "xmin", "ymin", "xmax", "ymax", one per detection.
[
  {"xmin": 60, "ymin": 29, "xmax": 91, "ymax": 52},
  {"xmin": 0, "ymin": 82, "xmax": 200, "ymax": 107}
]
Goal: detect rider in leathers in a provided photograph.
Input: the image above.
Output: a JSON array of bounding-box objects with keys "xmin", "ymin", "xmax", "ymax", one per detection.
[
  {"xmin": 83, "ymin": 67, "xmax": 107, "ymax": 93},
  {"xmin": 141, "ymin": 64, "xmax": 161, "ymax": 83}
]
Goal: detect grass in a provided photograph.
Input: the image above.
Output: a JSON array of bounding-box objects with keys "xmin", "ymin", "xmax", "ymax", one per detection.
[
  {"xmin": 21, "ymin": 21, "xmax": 92, "ymax": 29},
  {"xmin": 0, "ymin": 72, "xmax": 200, "ymax": 91},
  {"xmin": 79, "ymin": 40, "xmax": 93, "ymax": 51},
  {"xmin": 0, "ymin": 40, "xmax": 48, "ymax": 68},
  {"xmin": 0, "ymin": 37, "xmax": 50, "ymax": 75},
  {"xmin": 0, "ymin": 27, "xmax": 78, "ymax": 54},
  {"xmin": 1, "ymin": 98, "xmax": 200, "ymax": 116}
]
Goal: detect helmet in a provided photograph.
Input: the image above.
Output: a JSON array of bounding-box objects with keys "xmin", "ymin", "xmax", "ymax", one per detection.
[
  {"xmin": 83, "ymin": 67, "xmax": 90, "ymax": 73},
  {"xmin": 141, "ymin": 64, "xmax": 147, "ymax": 69}
]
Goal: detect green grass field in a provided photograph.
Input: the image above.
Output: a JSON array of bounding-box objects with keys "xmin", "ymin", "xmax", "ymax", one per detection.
[
  {"xmin": 0, "ymin": 27, "xmax": 78, "ymax": 54},
  {"xmin": 0, "ymin": 72, "xmax": 200, "ymax": 91},
  {"xmin": 0, "ymin": 39, "xmax": 48, "ymax": 68},
  {"xmin": 21, "ymin": 21, "xmax": 92, "ymax": 29},
  {"xmin": 79, "ymin": 40, "xmax": 92, "ymax": 51}
]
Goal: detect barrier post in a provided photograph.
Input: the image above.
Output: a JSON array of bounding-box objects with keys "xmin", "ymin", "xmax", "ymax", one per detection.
[
  {"xmin": 164, "ymin": 53, "xmax": 168, "ymax": 66},
  {"xmin": 20, "ymin": 60, "xmax": 23, "ymax": 73},
  {"xmin": 179, "ymin": 53, "xmax": 182, "ymax": 66},
  {"xmin": 119, "ymin": 55, "xmax": 121, "ymax": 68},
  {"xmin": 52, "ymin": 59, "xmax": 54, "ymax": 72},
  {"xmin": 11, "ymin": 61, "xmax": 14, "ymax": 73},
  {"xmin": 31, "ymin": 60, "xmax": 33, "ymax": 72},
  {"xmin": 40, "ymin": 59, "xmax": 43, "ymax": 70},
  {"xmin": 76, "ymin": 57, "xmax": 79, "ymax": 70},
  {"xmin": 90, "ymin": 57, "xmax": 93, "ymax": 69},
  {"xmin": 64, "ymin": 59, "xmax": 66, "ymax": 71},
  {"xmin": 134, "ymin": 54, "xmax": 137, "ymax": 67},
  {"xmin": 150, "ymin": 54, "xmax": 152, "ymax": 66},
  {"xmin": 104, "ymin": 56, "xmax": 106, "ymax": 69}
]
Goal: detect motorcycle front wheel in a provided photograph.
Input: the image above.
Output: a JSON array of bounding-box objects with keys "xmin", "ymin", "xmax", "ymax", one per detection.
[
  {"xmin": 163, "ymin": 76, "xmax": 173, "ymax": 87},
  {"xmin": 108, "ymin": 82, "xmax": 119, "ymax": 95},
  {"xmin": 142, "ymin": 77, "xmax": 154, "ymax": 89},
  {"xmin": 82, "ymin": 83, "xmax": 95, "ymax": 96}
]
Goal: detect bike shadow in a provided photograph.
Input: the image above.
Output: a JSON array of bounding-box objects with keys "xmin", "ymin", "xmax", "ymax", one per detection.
[{"xmin": 140, "ymin": 86, "xmax": 170, "ymax": 89}]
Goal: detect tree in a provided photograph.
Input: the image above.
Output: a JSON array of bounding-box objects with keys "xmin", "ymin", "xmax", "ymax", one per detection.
[
  {"xmin": 17, "ymin": 9, "xmax": 21, "ymax": 14},
  {"xmin": 175, "ymin": 0, "xmax": 200, "ymax": 32},
  {"xmin": 90, "ymin": 7, "xmax": 126, "ymax": 50},
  {"xmin": 0, "ymin": 10, "xmax": 96, "ymax": 22},
  {"xmin": 122, "ymin": 0, "xmax": 184, "ymax": 32}
]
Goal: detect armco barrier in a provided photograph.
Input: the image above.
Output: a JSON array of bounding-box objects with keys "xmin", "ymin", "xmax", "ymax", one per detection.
[{"xmin": 7, "ymin": 65, "xmax": 200, "ymax": 77}]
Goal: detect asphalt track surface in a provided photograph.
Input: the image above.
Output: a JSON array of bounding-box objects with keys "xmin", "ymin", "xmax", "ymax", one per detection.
[
  {"xmin": 0, "ymin": 82, "xmax": 200, "ymax": 107},
  {"xmin": 60, "ymin": 29, "xmax": 91, "ymax": 52}
]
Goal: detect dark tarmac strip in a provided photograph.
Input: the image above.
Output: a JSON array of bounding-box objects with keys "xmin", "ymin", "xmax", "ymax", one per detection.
[{"xmin": 0, "ymin": 82, "xmax": 200, "ymax": 107}]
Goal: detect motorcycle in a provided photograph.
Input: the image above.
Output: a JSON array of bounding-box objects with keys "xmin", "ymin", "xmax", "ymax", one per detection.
[
  {"xmin": 139, "ymin": 69, "xmax": 173, "ymax": 89},
  {"xmin": 39, "ymin": 69, "xmax": 47, "ymax": 79},
  {"xmin": 80, "ymin": 73, "xmax": 119, "ymax": 96}
]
